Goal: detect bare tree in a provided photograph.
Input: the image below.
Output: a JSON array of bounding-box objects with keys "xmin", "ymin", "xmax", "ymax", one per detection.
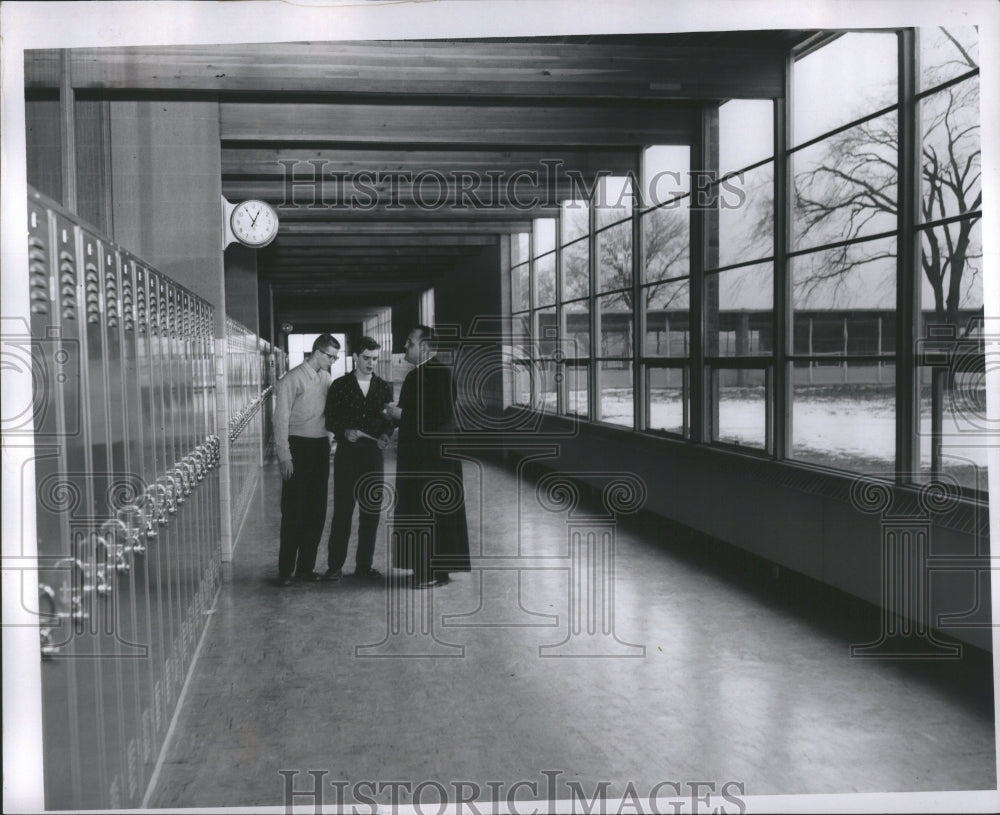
[
  {"xmin": 594, "ymin": 205, "xmax": 689, "ymax": 353},
  {"xmin": 785, "ymin": 27, "xmax": 981, "ymax": 327},
  {"xmin": 770, "ymin": 28, "xmax": 983, "ymax": 479}
]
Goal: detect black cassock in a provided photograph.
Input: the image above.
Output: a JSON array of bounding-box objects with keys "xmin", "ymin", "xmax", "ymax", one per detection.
[{"xmin": 391, "ymin": 355, "xmax": 471, "ymax": 577}]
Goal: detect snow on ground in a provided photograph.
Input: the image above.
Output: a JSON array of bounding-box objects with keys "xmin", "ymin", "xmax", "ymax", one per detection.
[{"xmin": 556, "ymin": 388, "xmax": 991, "ymax": 479}]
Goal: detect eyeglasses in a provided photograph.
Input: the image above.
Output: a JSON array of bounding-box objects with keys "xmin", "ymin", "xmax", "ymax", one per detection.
[{"xmin": 317, "ymin": 349, "xmax": 339, "ymax": 360}]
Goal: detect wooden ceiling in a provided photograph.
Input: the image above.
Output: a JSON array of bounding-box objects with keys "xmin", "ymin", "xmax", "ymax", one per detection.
[{"xmin": 26, "ymin": 32, "xmax": 816, "ymax": 332}]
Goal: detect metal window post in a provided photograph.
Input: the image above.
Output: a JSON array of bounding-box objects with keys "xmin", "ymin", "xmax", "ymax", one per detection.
[{"xmin": 896, "ymin": 28, "xmax": 920, "ymax": 480}]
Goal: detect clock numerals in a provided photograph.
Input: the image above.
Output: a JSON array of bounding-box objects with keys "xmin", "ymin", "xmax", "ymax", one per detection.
[{"xmin": 230, "ymin": 200, "xmax": 278, "ymax": 247}]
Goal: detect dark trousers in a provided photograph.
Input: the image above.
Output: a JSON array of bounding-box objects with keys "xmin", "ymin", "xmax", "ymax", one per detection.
[
  {"xmin": 327, "ymin": 441, "xmax": 384, "ymax": 573},
  {"xmin": 278, "ymin": 436, "xmax": 331, "ymax": 577}
]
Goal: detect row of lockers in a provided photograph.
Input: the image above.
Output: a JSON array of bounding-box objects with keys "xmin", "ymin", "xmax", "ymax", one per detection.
[
  {"xmin": 25, "ymin": 187, "xmax": 224, "ymax": 810},
  {"xmin": 226, "ymin": 317, "xmax": 272, "ymax": 535}
]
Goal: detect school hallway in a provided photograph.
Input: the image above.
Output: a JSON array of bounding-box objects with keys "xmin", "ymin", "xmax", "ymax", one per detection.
[{"xmin": 146, "ymin": 450, "xmax": 996, "ymax": 810}]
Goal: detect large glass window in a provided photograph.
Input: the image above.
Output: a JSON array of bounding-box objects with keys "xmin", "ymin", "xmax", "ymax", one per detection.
[
  {"xmin": 915, "ymin": 31, "xmax": 982, "ymax": 491},
  {"xmin": 598, "ymin": 360, "xmax": 633, "ymax": 428},
  {"xmin": 511, "ymin": 263, "xmax": 530, "ymax": 313},
  {"xmin": 792, "ymin": 33, "xmax": 898, "ymax": 146},
  {"xmin": 790, "ymin": 236, "xmax": 896, "ymax": 469},
  {"xmin": 500, "ymin": 28, "xmax": 984, "ymax": 497},
  {"xmin": 647, "ymin": 366, "xmax": 687, "ymax": 436},
  {"xmin": 719, "ymin": 161, "xmax": 774, "ymax": 266},
  {"xmin": 711, "ymin": 367, "xmax": 769, "ymax": 450},
  {"xmin": 719, "ymin": 100, "xmax": 774, "ymax": 175},
  {"xmin": 592, "ymin": 176, "xmax": 636, "ymax": 429},
  {"xmin": 786, "ymin": 31, "xmax": 902, "ymax": 474},
  {"xmin": 791, "ymin": 112, "xmax": 897, "ymax": 252},
  {"xmin": 707, "ymin": 263, "xmax": 774, "ymax": 357},
  {"xmin": 643, "ymin": 278, "xmax": 689, "ymax": 357},
  {"xmin": 918, "ymin": 26, "xmax": 979, "ymax": 91},
  {"xmin": 641, "ymin": 147, "xmax": 691, "ymax": 437}
]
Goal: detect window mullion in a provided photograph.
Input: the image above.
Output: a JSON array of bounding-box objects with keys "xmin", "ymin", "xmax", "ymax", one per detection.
[
  {"xmin": 633, "ymin": 157, "xmax": 644, "ymax": 432},
  {"xmin": 774, "ymin": 59, "xmax": 792, "ymax": 459},
  {"xmin": 897, "ymin": 28, "xmax": 920, "ymax": 481},
  {"xmin": 555, "ymin": 214, "xmax": 563, "ymax": 416}
]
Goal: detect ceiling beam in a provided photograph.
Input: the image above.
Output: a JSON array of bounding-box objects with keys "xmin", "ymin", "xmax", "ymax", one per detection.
[
  {"xmin": 277, "ymin": 220, "xmax": 532, "ymax": 234},
  {"xmin": 274, "ymin": 234, "xmax": 498, "ymax": 247},
  {"xmin": 276, "ymin": 244, "xmax": 480, "ymax": 254},
  {"xmin": 222, "ymin": 147, "xmax": 638, "ymax": 177},
  {"xmin": 224, "ymin": 181, "xmax": 603, "ymax": 212},
  {"xmin": 219, "ymin": 101, "xmax": 697, "ymax": 146},
  {"xmin": 266, "ymin": 267, "xmax": 443, "ymax": 278},
  {"xmin": 25, "ymin": 42, "xmax": 785, "ymax": 99}
]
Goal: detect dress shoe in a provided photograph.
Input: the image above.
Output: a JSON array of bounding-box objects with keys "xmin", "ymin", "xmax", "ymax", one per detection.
[
  {"xmin": 295, "ymin": 570, "xmax": 322, "ymax": 582},
  {"xmin": 277, "ymin": 576, "xmax": 295, "ymax": 587},
  {"xmin": 352, "ymin": 567, "xmax": 384, "ymax": 581},
  {"xmin": 414, "ymin": 578, "xmax": 446, "ymax": 589},
  {"xmin": 322, "ymin": 568, "xmax": 342, "ymax": 582}
]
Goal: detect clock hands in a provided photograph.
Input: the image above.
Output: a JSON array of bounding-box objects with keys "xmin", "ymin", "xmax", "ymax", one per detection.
[{"xmin": 231, "ymin": 200, "xmax": 277, "ymax": 247}]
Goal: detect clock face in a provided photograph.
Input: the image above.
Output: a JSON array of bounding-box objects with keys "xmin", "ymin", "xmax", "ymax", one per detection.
[{"xmin": 230, "ymin": 199, "xmax": 279, "ymax": 247}]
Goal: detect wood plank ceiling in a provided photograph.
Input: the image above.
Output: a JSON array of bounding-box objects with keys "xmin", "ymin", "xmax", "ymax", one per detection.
[{"xmin": 26, "ymin": 32, "xmax": 815, "ymax": 333}]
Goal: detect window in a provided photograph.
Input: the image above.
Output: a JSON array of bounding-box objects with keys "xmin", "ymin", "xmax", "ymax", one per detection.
[
  {"xmin": 785, "ymin": 31, "xmax": 901, "ymax": 472},
  {"xmin": 641, "ymin": 147, "xmax": 690, "ymax": 437},
  {"xmin": 559, "ymin": 199, "xmax": 592, "ymax": 418},
  {"xmin": 499, "ymin": 30, "xmax": 984, "ymax": 498},
  {"xmin": 792, "ymin": 33, "xmax": 898, "ymax": 146},
  {"xmin": 914, "ymin": 30, "xmax": 982, "ymax": 491},
  {"xmin": 791, "ymin": 112, "xmax": 897, "ymax": 253}
]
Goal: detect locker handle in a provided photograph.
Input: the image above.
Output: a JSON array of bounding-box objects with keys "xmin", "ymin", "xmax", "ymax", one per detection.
[
  {"xmin": 115, "ymin": 505, "xmax": 147, "ymax": 555},
  {"xmin": 94, "ymin": 533, "xmax": 128, "ymax": 579},
  {"xmin": 94, "ymin": 560, "xmax": 114, "ymax": 596},
  {"xmin": 53, "ymin": 557, "xmax": 91, "ymax": 621},
  {"xmin": 179, "ymin": 460, "xmax": 197, "ymax": 491},
  {"xmin": 157, "ymin": 476, "xmax": 179, "ymax": 513},
  {"xmin": 100, "ymin": 519, "xmax": 138, "ymax": 567},
  {"xmin": 189, "ymin": 450, "xmax": 207, "ymax": 480},
  {"xmin": 144, "ymin": 484, "xmax": 168, "ymax": 528},
  {"xmin": 170, "ymin": 466, "xmax": 190, "ymax": 498},
  {"xmin": 38, "ymin": 584, "xmax": 61, "ymax": 658}
]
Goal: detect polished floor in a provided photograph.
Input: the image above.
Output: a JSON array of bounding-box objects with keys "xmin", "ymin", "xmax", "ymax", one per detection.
[{"xmin": 149, "ymin": 448, "xmax": 996, "ymax": 809}]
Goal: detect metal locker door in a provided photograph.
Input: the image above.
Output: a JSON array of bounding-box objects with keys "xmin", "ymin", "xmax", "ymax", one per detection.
[
  {"xmin": 189, "ymin": 294, "xmax": 209, "ymax": 613},
  {"xmin": 194, "ymin": 303, "xmax": 212, "ymax": 616},
  {"xmin": 47, "ymin": 211, "xmax": 109, "ymax": 810},
  {"xmin": 180, "ymin": 289, "xmax": 199, "ymax": 660},
  {"xmin": 182, "ymin": 293, "xmax": 206, "ymax": 621},
  {"xmin": 166, "ymin": 282, "xmax": 194, "ymax": 671},
  {"xmin": 96, "ymin": 238, "xmax": 148, "ymax": 806},
  {"xmin": 133, "ymin": 261, "xmax": 170, "ymax": 756},
  {"xmin": 78, "ymin": 227, "xmax": 132, "ymax": 809},
  {"xmin": 114, "ymin": 248, "xmax": 157, "ymax": 799},
  {"xmin": 150, "ymin": 272, "xmax": 181, "ymax": 717},
  {"xmin": 28, "ymin": 195, "xmax": 84, "ymax": 811},
  {"xmin": 202, "ymin": 302, "xmax": 221, "ymax": 593}
]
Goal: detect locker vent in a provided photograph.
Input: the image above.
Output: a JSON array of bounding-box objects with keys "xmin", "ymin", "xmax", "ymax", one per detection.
[
  {"xmin": 28, "ymin": 236, "xmax": 50, "ymax": 315},
  {"xmin": 85, "ymin": 259, "xmax": 101, "ymax": 324},
  {"xmin": 104, "ymin": 256, "xmax": 119, "ymax": 328},
  {"xmin": 58, "ymin": 250, "xmax": 77, "ymax": 321},
  {"xmin": 121, "ymin": 265, "xmax": 134, "ymax": 331},
  {"xmin": 160, "ymin": 286, "xmax": 168, "ymax": 338},
  {"xmin": 149, "ymin": 285, "xmax": 159, "ymax": 335},
  {"xmin": 136, "ymin": 277, "xmax": 147, "ymax": 334}
]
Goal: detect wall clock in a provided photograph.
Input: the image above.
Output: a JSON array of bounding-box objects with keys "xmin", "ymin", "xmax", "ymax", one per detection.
[{"xmin": 222, "ymin": 197, "xmax": 279, "ymax": 248}]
